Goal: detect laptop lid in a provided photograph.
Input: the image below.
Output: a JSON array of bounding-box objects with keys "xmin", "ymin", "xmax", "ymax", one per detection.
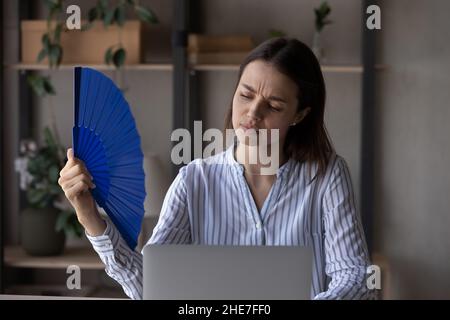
[{"xmin": 143, "ymin": 245, "xmax": 312, "ymax": 300}]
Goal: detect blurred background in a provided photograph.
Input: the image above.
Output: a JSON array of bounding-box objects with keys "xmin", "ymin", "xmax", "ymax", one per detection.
[{"xmin": 1, "ymin": 0, "xmax": 449, "ymax": 299}]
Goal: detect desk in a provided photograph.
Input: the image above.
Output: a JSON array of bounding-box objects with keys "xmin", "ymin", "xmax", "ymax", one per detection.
[
  {"xmin": 3, "ymin": 246, "xmax": 125, "ymax": 297},
  {"xmin": 0, "ymin": 294, "xmax": 123, "ymax": 300},
  {"xmin": 4, "ymin": 245, "xmax": 104, "ymax": 270}
]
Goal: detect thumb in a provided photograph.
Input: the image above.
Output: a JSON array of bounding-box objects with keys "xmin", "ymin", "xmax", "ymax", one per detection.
[{"xmin": 67, "ymin": 148, "xmax": 74, "ymax": 162}]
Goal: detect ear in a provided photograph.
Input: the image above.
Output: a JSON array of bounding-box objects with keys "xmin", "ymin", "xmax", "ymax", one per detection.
[{"xmin": 295, "ymin": 107, "xmax": 311, "ymax": 123}]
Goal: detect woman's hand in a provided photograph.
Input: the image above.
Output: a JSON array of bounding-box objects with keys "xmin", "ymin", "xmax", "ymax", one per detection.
[{"xmin": 58, "ymin": 148, "xmax": 106, "ymax": 236}]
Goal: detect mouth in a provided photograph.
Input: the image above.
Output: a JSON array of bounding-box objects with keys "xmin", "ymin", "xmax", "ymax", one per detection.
[{"xmin": 240, "ymin": 124, "xmax": 258, "ymax": 132}]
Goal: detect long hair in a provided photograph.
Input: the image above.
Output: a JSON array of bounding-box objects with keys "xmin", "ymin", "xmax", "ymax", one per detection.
[{"xmin": 224, "ymin": 37, "xmax": 333, "ymax": 177}]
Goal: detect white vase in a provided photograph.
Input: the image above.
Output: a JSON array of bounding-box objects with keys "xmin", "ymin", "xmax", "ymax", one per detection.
[{"xmin": 312, "ymin": 31, "xmax": 324, "ymax": 62}]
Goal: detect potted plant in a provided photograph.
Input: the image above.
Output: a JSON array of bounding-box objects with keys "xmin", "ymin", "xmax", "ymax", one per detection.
[
  {"xmin": 15, "ymin": 127, "xmax": 83, "ymax": 256},
  {"xmin": 312, "ymin": 1, "xmax": 333, "ymax": 62},
  {"xmin": 25, "ymin": 0, "xmax": 158, "ymax": 97}
]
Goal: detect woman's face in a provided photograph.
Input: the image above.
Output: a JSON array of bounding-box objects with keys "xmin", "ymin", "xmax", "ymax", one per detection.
[{"xmin": 232, "ymin": 60, "xmax": 306, "ymax": 148}]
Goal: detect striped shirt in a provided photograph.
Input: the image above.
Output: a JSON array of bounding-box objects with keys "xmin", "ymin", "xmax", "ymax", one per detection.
[{"xmin": 87, "ymin": 141, "xmax": 376, "ymax": 300}]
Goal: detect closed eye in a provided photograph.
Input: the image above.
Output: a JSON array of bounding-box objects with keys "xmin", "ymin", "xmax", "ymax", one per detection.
[
  {"xmin": 269, "ymin": 105, "xmax": 282, "ymax": 112},
  {"xmin": 240, "ymin": 94, "xmax": 252, "ymax": 100}
]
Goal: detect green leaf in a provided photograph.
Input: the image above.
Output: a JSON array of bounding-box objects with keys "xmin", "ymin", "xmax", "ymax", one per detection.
[
  {"xmin": 114, "ymin": 6, "xmax": 126, "ymax": 27},
  {"xmin": 268, "ymin": 29, "xmax": 287, "ymax": 38},
  {"xmin": 100, "ymin": 0, "xmax": 109, "ymax": 9},
  {"xmin": 27, "ymin": 188, "xmax": 47, "ymax": 206},
  {"xmin": 103, "ymin": 8, "xmax": 115, "ymax": 26},
  {"xmin": 97, "ymin": 0, "xmax": 109, "ymax": 19},
  {"xmin": 27, "ymin": 74, "xmax": 46, "ymax": 96},
  {"xmin": 48, "ymin": 44, "xmax": 62, "ymax": 67},
  {"xmin": 104, "ymin": 46, "xmax": 114, "ymax": 65},
  {"xmin": 48, "ymin": 184, "xmax": 62, "ymax": 195},
  {"xmin": 43, "ymin": 78, "xmax": 56, "ymax": 95},
  {"xmin": 54, "ymin": 22, "xmax": 63, "ymax": 42},
  {"xmin": 56, "ymin": 211, "xmax": 83, "ymax": 238},
  {"xmin": 88, "ymin": 7, "xmax": 98, "ymax": 22},
  {"xmin": 42, "ymin": 34, "xmax": 51, "ymax": 51},
  {"xmin": 44, "ymin": 0, "xmax": 61, "ymax": 11},
  {"xmin": 44, "ymin": 0, "xmax": 58, "ymax": 7},
  {"xmin": 37, "ymin": 48, "xmax": 48, "ymax": 63},
  {"xmin": 55, "ymin": 210, "xmax": 70, "ymax": 232},
  {"xmin": 135, "ymin": 5, "xmax": 158, "ymax": 24},
  {"xmin": 113, "ymin": 48, "xmax": 126, "ymax": 68},
  {"xmin": 315, "ymin": 1, "xmax": 332, "ymax": 31},
  {"xmin": 48, "ymin": 165, "xmax": 59, "ymax": 183},
  {"xmin": 44, "ymin": 127, "xmax": 57, "ymax": 151}
]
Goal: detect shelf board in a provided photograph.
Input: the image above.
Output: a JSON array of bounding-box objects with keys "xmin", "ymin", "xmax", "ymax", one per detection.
[
  {"xmin": 191, "ymin": 64, "xmax": 366, "ymax": 72},
  {"xmin": 6, "ymin": 63, "xmax": 387, "ymax": 73},
  {"xmin": 191, "ymin": 64, "xmax": 387, "ymax": 73},
  {"xmin": 6, "ymin": 63, "xmax": 173, "ymax": 71},
  {"xmin": 4, "ymin": 245, "xmax": 104, "ymax": 270}
]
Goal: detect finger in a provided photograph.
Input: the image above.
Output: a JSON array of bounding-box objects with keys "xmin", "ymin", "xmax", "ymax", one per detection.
[
  {"xmin": 65, "ymin": 180, "xmax": 91, "ymax": 201},
  {"xmin": 61, "ymin": 149, "xmax": 77, "ymax": 175},
  {"xmin": 60, "ymin": 174, "xmax": 95, "ymax": 191},
  {"xmin": 67, "ymin": 148, "xmax": 74, "ymax": 161},
  {"xmin": 60, "ymin": 162, "xmax": 93, "ymax": 181},
  {"xmin": 60, "ymin": 172, "xmax": 95, "ymax": 190}
]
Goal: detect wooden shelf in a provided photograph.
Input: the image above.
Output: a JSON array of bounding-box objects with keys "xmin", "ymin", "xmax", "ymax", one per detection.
[
  {"xmin": 6, "ymin": 63, "xmax": 387, "ymax": 73},
  {"xmin": 4, "ymin": 245, "xmax": 104, "ymax": 270},
  {"xmin": 5, "ymin": 63, "xmax": 173, "ymax": 71},
  {"xmin": 191, "ymin": 64, "xmax": 387, "ymax": 73}
]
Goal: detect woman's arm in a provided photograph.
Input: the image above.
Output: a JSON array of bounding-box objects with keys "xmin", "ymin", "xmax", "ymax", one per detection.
[
  {"xmin": 314, "ymin": 157, "xmax": 377, "ymax": 300},
  {"xmin": 86, "ymin": 166, "xmax": 191, "ymax": 299},
  {"xmin": 86, "ymin": 220, "xmax": 144, "ymax": 300}
]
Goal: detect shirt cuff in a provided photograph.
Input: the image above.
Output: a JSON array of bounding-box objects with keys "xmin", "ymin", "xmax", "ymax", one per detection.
[{"xmin": 85, "ymin": 218, "xmax": 119, "ymax": 255}]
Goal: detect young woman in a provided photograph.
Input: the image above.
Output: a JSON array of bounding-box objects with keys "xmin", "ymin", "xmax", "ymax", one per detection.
[{"xmin": 58, "ymin": 37, "xmax": 375, "ymax": 300}]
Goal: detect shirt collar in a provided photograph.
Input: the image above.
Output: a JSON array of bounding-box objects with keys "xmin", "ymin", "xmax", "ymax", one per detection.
[{"xmin": 225, "ymin": 138, "xmax": 294, "ymax": 178}]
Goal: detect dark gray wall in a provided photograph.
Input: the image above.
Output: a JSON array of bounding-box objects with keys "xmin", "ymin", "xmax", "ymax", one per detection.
[
  {"xmin": 5, "ymin": 0, "xmax": 449, "ymax": 299},
  {"xmin": 375, "ymin": 0, "xmax": 450, "ymax": 299}
]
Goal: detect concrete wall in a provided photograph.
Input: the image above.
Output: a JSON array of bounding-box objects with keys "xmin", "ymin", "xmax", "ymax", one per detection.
[
  {"xmin": 375, "ymin": 0, "xmax": 450, "ymax": 299},
  {"xmin": 6, "ymin": 0, "xmax": 450, "ymax": 299}
]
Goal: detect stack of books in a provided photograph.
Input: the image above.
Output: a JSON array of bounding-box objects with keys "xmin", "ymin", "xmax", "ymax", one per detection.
[{"xmin": 188, "ymin": 34, "xmax": 255, "ymax": 65}]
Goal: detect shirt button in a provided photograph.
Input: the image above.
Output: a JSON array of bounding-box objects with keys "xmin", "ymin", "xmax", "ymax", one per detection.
[{"xmin": 255, "ymin": 223, "xmax": 261, "ymax": 229}]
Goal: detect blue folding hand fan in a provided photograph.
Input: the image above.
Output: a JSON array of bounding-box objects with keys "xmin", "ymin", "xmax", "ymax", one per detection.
[{"xmin": 72, "ymin": 67, "xmax": 146, "ymax": 250}]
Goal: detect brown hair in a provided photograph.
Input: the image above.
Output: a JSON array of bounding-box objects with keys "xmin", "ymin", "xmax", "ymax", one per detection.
[{"xmin": 224, "ymin": 37, "xmax": 334, "ymax": 177}]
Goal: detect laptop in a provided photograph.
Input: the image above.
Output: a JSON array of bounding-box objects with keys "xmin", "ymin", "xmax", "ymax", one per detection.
[{"xmin": 143, "ymin": 245, "xmax": 313, "ymax": 300}]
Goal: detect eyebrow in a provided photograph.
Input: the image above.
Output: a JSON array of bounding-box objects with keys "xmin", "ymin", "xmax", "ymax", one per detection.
[{"xmin": 241, "ymin": 83, "xmax": 287, "ymax": 104}]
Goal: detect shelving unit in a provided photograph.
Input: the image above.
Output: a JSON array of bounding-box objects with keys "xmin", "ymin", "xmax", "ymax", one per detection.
[
  {"xmin": 6, "ymin": 63, "xmax": 174, "ymax": 71},
  {"xmin": 1, "ymin": 0, "xmax": 379, "ymax": 295},
  {"xmin": 4, "ymin": 246, "xmax": 103, "ymax": 270},
  {"xmin": 5, "ymin": 63, "xmax": 387, "ymax": 73},
  {"xmin": 192, "ymin": 64, "xmax": 366, "ymax": 73}
]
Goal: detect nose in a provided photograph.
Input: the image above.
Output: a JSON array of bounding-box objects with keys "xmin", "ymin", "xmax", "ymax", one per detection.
[{"xmin": 246, "ymin": 99, "xmax": 265, "ymax": 122}]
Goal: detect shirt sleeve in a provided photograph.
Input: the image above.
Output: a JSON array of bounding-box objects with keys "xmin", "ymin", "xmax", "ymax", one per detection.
[
  {"xmin": 86, "ymin": 166, "xmax": 191, "ymax": 299},
  {"xmin": 86, "ymin": 218, "xmax": 143, "ymax": 300},
  {"xmin": 148, "ymin": 166, "xmax": 192, "ymax": 244},
  {"xmin": 314, "ymin": 156, "xmax": 378, "ymax": 300}
]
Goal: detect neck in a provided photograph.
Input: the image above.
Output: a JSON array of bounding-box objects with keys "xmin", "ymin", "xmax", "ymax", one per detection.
[{"xmin": 235, "ymin": 142, "xmax": 286, "ymax": 176}]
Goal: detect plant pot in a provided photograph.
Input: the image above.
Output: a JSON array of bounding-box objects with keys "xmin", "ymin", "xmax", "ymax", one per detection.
[
  {"xmin": 21, "ymin": 20, "xmax": 142, "ymax": 64},
  {"xmin": 21, "ymin": 207, "xmax": 66, "ymax": 256}
]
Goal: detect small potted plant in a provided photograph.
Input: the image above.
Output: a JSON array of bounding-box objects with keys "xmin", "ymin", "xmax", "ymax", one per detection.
[
  {"xmin": 312, "ymin": 1, "xmax": 333, "ymax": 62},
  {"xmin": 24, "ymin": 0, "xmax": 159, "ymax": 97},
  {"xmin": 15, "ymin": 127, "xmax": 83, "ymax": 256}
]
